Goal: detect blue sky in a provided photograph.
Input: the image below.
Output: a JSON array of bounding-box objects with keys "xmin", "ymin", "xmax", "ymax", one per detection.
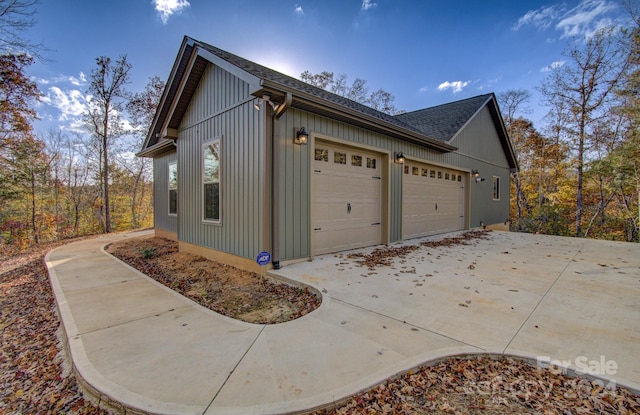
[{"xmin": 24, "ymin": 0, "xmax": 631, "ymax": 138}]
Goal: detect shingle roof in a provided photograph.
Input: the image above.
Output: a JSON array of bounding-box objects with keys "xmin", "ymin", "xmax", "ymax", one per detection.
[
  {"xmin": 193, "ymin": 38, "xmax": 429, "ymax": 137},
  {"xmin": 394, "ymin": 94, "xmax": 494, "ymax": 142}
]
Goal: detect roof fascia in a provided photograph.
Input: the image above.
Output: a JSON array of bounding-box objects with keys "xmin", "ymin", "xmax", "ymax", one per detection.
[
  {"xmin": 195, "ymin": 47, "xmax": 262, "ymax": 92},
  {"xmin": 137, "ymin": 139, "xmax": 175, "ymax": 158},
  {"xmin": 258, "ymin": 80, "xmax": 456, "ymax": 153},
  {"xmin": 141, "ymin": 37, "xmax": 193, "ymax": 152}
]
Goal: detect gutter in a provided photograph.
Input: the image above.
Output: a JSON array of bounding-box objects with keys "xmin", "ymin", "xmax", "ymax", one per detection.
[
  {"xmin": 259, "ymin": 80, "xmax": 456, "ymax": 153},
  {"xmin": 267, "ymin": 93, "xmax": 291, "ymax": 270}
]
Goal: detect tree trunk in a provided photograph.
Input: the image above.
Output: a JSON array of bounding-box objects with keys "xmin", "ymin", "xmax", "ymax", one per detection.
[
  {"xmin": 103, "ymin": 116, "xmax": 111, "ymax": 233},
  {"xmin": 30, "ymin": 169, "xmax": 39, "ymax": 244}
]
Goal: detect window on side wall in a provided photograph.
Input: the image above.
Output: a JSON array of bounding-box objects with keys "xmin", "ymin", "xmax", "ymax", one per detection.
[
  {"xmin": 493, "ymin": 176, "xmax": 500, "ymax": 200},
  {"xmin": 168, "ymin": 162, "xmax": 177, "ymax": 215},
  {"xmin": 203, "ymin": 139, "xmax": 221, "ymax": 222}
]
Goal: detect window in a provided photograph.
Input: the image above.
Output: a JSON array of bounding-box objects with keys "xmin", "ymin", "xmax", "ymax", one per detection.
[
  {"xmin": 404, "ymin": 165, "xmax": 409, "ymax": 174},
  {"xmin": 168, "ymin": 162, "xmax": 177, "ymax": 215},
  {"xmin": 366, "ymin": 157, "xmax": 376, "ymax": 169},
  {"xmin": 315, "ymin": 148, "xmax": 328, "ymax": 162},
  {"xmin": 437, "ymin": 171, "xmax": 443, "ymax": 179},
  {"xmin": 457, "ymin": 175, "xmax": 462, "ymax": 182},
  {"xmin": 422, "ymin": 168, "xmax": 429, "ymax": 177},
  {"xmin": 493, "ymin": 176, "xmax": 500, "ymax": 200},
  {"xmin": 203, "ymin": 139, "xmax": 221, "ymax": 222},
  {"xmin": 334, "ymin": 151, "xmax": 346, "ymax": 164},
  {"xmin": 412, "ymin": 167, "xmax": 419, "ymax": 176},
  {"xmin": 445, "ymin": 172, "xmax": 450, "ymax": 180},
  {"xmin": 351, "ymin": 155, "xmax": 362, "ymax": 167},
  {"xmin": 430, "ymin": 170, "xmax": 436, "ymax": 178}
]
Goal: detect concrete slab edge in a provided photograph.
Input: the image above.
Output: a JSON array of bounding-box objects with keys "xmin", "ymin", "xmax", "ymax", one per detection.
[
  {"xmin": 45, "ymin": 244, "xmax": 207, "ymax": 415},
  {"xmin": 207, "ymin": 348, "xmax": 640, "ymax": 415}
]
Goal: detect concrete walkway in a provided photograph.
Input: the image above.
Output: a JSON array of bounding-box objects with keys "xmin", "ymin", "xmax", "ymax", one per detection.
[{"xmin": 46, "ymin": 230, "xmax": 640, "ymax": 415}]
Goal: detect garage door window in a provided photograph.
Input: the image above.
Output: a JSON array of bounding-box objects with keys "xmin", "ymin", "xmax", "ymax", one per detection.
[
  {"xmin": 367, "ymin": 157, "xmax": 376, "ymax": 169},
  {"xmin": 334, "ymin": 152, "xmax": 347, "ymax": 164},
  {"xmin": 315, "ymin": 148, "xmax": 328, "ymax": 162}
]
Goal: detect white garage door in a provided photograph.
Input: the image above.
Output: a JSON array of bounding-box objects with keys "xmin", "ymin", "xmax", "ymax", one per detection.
[
  {"xmin": 402, "ymin": 162, "xmax": 465, "ymax": 240},
  {"xmin": 313, "ymin": 142, "xmax": 382, "ymax": 256}
]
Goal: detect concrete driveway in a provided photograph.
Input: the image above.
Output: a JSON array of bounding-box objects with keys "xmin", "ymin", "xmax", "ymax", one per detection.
[
  {"xmin": 47, "ymin": 230, "xmax": 640, "ymax": 415},
  {"xmin": 272, "ymin": 230, "xmax": 640, "ymax": 392}
]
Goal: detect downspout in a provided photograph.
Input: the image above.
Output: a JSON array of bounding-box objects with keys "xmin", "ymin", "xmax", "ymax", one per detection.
[{"xmin": 270, "ymin": 92, "xmax": 292, "ymax": 269}]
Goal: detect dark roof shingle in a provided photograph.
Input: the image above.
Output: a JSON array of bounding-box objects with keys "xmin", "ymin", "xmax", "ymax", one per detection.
[{"xmin": 395, "ymin": 94, "xmax": 493, "ymax": 142}]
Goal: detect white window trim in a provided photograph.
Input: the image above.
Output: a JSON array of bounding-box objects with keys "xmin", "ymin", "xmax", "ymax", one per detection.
[
  {"xmin": 493, "ymin": 176, "xmax": 500, "ymax": 201},
  {"xmin": 168, "ymin": 162, "xmax": 178, "ymax": 216},
  {"xmin": 202, "ymin": 137, "xmax": 222, "ymax": 224}
]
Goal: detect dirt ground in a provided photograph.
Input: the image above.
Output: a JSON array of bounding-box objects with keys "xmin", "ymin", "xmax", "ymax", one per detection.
[{"xmin": 106, "ymin": 237, "xmax": 321, "ymax": 324}]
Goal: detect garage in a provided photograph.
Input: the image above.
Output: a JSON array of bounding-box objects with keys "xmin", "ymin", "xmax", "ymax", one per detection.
[
  {"xmin": 312, "ymin": 142, "xmax": 383, "ymax": 256},
  {"xmin": 402, "ymin": 161, "xmax": 466, "ymax": 239}
]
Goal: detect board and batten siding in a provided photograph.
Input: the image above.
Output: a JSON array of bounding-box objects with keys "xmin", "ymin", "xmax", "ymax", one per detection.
[
  {"xmin": 176, "ymin": 63, "xmax": 267, "ymax": 261},
  {"xmin": 450, "ymin": 106, "xmax": 511, "ymax": 227},
  {"xmin": 153, "ymin": 151, "xmax": 177, "ymax": 235}
]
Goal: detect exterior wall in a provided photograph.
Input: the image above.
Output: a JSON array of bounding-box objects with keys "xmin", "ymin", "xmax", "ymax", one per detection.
[
  {"xmin": 176, "ymin": 64, "xmax": 267, "ymax": 261},
  {"xmin": 450, "ymin": 106, "xmax": 511, "ymax": 227},
  {"xmin": 153, "ymin": 150, "xmax": 177, "ymax": 237}
]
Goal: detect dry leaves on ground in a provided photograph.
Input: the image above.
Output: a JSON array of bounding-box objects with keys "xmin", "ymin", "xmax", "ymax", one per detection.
[
  {"xmin": 348, "ymin": 230, "xmax": 491, "ymax": 270},
  {"xmin": 313, "ymin": 355, "xmax": 640, "ymax": 415},
  {"xmin": 0, "ymin": 241, "xmax": 109, "ymax": 415},
  {"xmin": 106, "ymin": 237, "xmax": 321, "ymax": 324}
]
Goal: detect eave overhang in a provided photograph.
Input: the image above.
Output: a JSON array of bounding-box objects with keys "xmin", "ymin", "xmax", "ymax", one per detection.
[{"xmin": 255, "ymin": 81, "xmax": 457, "ymax": 153}]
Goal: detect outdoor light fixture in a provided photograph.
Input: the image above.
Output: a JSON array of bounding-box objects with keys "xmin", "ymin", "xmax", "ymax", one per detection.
[
  {"xmin": 395, "ymin": 152, "xmax": 405, "ymax": 164},
  {"xmin": 295, "ymin": 127, "xmax": 309, "ymax": 145},
  {"xmin": 472, "ymin": 169, "xmax": 480, "ymax": 177}
]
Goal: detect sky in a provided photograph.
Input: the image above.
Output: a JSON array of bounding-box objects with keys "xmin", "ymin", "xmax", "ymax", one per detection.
[{"xmin": 23, "ymin": 0, "xmax": 633, "ymax": 139}]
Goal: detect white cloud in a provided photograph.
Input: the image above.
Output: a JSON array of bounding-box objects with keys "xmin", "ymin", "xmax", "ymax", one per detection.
[
  {"xmin": 361, "ymin": 0, "xmax": 377, "ymax": 11},
  {"xmin": 540, "ymin": 60, "xmax": 566, "ymax": 72},
  {"xmin": 513, "ymin": 0, "xmax": 619, "ymax": 39},
  {"xmin": 33, "ymin": 72, "xmax": 87, "ymax": 87},
  {"xmin": 295, "ymin": 4, "xmax": 304, "ymax": 15},
  {"xmin": 513, "ymin": 4, "xmax": 560, "ymax": 31},
  {"xmin": 418, "ymin": 86, "xmax": 428, "ymax": 94},
  {"xmin": 41, "ymin": 87, "xmax": 89, "ymax": 121},
  {"xmin": 153, "ymin": 0, "xmax": 190, "ymax": 24},
  {"xmin": 437, "ymin": 80, "xmax": 471, "ymax": 94}
]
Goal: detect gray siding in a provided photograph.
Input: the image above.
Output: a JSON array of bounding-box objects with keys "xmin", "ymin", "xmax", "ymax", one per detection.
[
  {"xmin": 273, "ymin": 106, "xmax": 512, "ymax": 260},
  {"xmin": 177, "ymin": 64, "xmax": 266, "ymax": 260},
  {"xmin": 153, "ymin": 151, "xmax": 177, "ymax": 234},
  {"xmin": 169, "ymin": 64, "xmax": 510, "ymax": 262},
  {"xmin": 451, "ymin": 107, "xmax": 511, "ymax": 227}
]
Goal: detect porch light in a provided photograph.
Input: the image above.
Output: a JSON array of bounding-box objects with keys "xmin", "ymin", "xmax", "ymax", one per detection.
[
  {"xmin": 395, "ymin": 152, "xmax": 405, "ymax": 164},
  {"xmin": 472, "ymin": 169, "xmax": 480, "ymax": 177},
  {"xmin": 295, "ymin": 127, "xmax": 309, "ymax": 145}
]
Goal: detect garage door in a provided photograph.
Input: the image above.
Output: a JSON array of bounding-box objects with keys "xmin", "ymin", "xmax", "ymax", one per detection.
[
  {"xmin": 313, "ymin": 143, "xmax": 382, "ymax": 256},
  {"xmin": 402, "ymin": 162, "xmax": 465, "ymax": 239}
]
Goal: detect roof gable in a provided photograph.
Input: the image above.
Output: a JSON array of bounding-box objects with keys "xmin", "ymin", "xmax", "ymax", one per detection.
[
  {"xmin": 395, "ymin": 94, "xmax": 518, "ymax": 170},
  {"xmin": 140, "ymin": 36, "xmax": 457, "ymax": 156}
]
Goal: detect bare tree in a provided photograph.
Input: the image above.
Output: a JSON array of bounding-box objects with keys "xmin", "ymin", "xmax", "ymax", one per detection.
[
  {"xmin": 0, "ymin": 0, "xmax": 43, "ymax": 57},
  {"xmin": 300, "ymin": 70, "xmax": 400, "ymax": 114},
  {"xmin": 84, "ymin": 55, "xmax": 131, "ymax": 233},
  {"xmin": 124, "ymin": 75, "xmax": 164, "ymax": 228},
  {"xmin": 539, "ymin": 27, "xmax": 630, "ymax": 236}
]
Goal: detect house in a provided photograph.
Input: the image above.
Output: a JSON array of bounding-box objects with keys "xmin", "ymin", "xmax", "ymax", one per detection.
[{"xmin": 138, "ymin": 36, "xmax": 518, "ymax": 272}]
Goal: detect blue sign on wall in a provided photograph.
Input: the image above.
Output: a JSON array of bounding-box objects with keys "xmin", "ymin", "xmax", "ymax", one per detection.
[{"xmin": 256, "ymin": 251, "xmax": 271, "ymax": 266}]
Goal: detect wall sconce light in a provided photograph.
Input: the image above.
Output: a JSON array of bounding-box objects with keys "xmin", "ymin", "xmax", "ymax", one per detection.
[
  {"xmin": 395, "ymin": 152, "xmax": 405, "ymax": 164},
  {"xmin": 295, "ymin": 127, "xmax": 309, "ymax": 145},
  {"xmin": 471, "ymin": 169, "xmax": 480, "ymax": 177}
]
